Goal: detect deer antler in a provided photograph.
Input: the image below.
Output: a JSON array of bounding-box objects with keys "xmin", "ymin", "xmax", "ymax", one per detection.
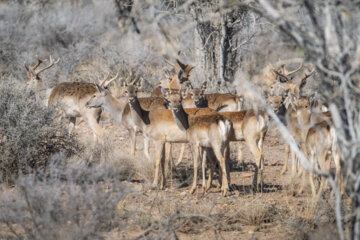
[
  {"xmin": 124, "ymin": 69, "xmax": 140, "ymax": 86},
  {"xmin": 273, "ymin": 69, "xmax": 291, "ymax": 83},
  {"xmin": 35, "ymin": 56, "xmax": 60, "ymax": 75},
  {"xmin": 98, "ymin": 72, "xmax": 110, "ymax": 87},
  {"xmin": 298, "ymin": 68, "xmax": 315, "ymax": 89},
  {"xmin": 103, "ymin": 72, "xmax": 119, "ymax": 88},
  {"xmin": 285, "ymin": 61, "xmax": 303, "ymax": 76},
  {"xmin": 24, "ymin": 56, "xmax": 44, "ymax": 73},
  {"xmin": 32, "ymin": 56, "xmax": 44, "ymax": 70}
]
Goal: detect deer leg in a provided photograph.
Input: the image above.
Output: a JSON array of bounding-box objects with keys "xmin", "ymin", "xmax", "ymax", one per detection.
[
  {"xmin": 247, "ymin": 137, "xmax": 264, "ymax": 192},
  {"xmin": 176, "ymin": 143, "xmax": 186, "ymax": 166},
  {"xmin": 165, "ymin": 143, "xmax": 176, "ymax": 174},
  {"xmin": 212, "ymin": 143, "xmax": 230, "ymax": 197},
  {"xmin": 201, "ymin": 148, "xmax": 207, "ymax": 193},
  {"xmin": 190, "ymin": 145, "xmax": 200, "ymax": 194},
  {"xmin": 206, "ymin": 154, "xmax": 215, "ymax": 192},
  {"xmin": 144, "ymin": 136, "xmax": 151, "ymax": 161},
  {"xmin": 281, "ymin": 145, "xmax": 290, "ymax": 175},
  {"xmin": 86, "ymin": 114, "xmax": 103, "ymax": 145},
  {"xmin": 160, "ymin": 143, "xmax": 166, "ymax": 190},
  {"xmin": 152, "ymin": 141, "xmax": 165, "ymax": 189}
]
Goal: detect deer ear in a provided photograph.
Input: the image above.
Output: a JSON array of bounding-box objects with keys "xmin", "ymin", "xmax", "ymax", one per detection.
[
  {"xmin": 185, "ymin": 65, "xmax": 194, "ymax": 74},
  {"xmin": 177, "ymin": 69, "xmax": 184, "ymax": 80},
  {"xmin": 176, "ymin": 59, "xmax": 187, "ymax": 70}
]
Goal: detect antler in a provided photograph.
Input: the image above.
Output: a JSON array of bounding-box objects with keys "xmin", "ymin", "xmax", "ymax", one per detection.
[
  {"xmin": 103, "ymin": 72, "xmax": 119, "ymax": 88},
  {"xmin": 98, "ymin": 72, "xmax": 110, "ymax": 87},
  {"xmin": 35, "ymin": 56, "xmax": 60, "ymax": 75},
  {"xmin": 124, "ymin": 69, "xmax": 140, "ymax": 86},
  {"xmin": 285, "ymin": 61, "xmax": 303, "ymax": 76},
  {"xmin": 24, "ymin": 56, "xmax": 44, "ymax": 73},
  {"xmin": 298, "ymin": 68, "xmax": 315, "ymax": 89},
  {"xmin": 272, "ymin": 69, "xmax": 291, "ymax": 83},
  {"xmin": 32, "ymin": 56, "xmax": 44, "ymax": 70}
]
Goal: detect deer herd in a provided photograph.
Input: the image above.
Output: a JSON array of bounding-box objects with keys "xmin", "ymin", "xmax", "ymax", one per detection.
[{"xmin": 23, "ymin": 56, "xmax": 344, "ymax": 200}]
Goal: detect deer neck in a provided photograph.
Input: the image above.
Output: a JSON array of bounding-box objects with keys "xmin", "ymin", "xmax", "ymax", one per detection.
[
  {"xmin": 170, "ymin": 104, "xmax": 189, "ymax": 131},
  {"xmin": 103, "ymin": 95, "xmax": 128, "ymax": 123},
  {"xmin": 128, "ymin": 96, "xmax": 150, "ymax": 126}
]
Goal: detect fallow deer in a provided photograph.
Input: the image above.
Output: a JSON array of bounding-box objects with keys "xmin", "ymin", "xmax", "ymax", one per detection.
[
  {"xmin": 266, "ymin": 70, "xmax": 314, "ymax": 176},
  {"xmin": 25, "ymin": 56, "xmax": 60, "ymax": 105},
  {"xmin": 25, "ymin": 56, "xmax": 111, "ymax": 144},
  {"xmin": 163, "ymin": 89, "xmax": 232, "ymax": 195},
  {"xmin": 303, "ymin": 120, "xmax": 342, "ymax": 200}
]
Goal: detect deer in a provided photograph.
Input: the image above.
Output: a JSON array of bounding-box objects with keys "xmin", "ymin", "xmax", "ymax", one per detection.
[
  {"xmin": 25, "ymin": 56, "xmax": 60, "ymax": 105},
  {"xmin": 162, "ymin": 89, "xmax": 232, "ymax": 195},
  {"xmin": 302, "ymin": 120, "xmax": 342, "ymax": 200},
  {"xmin": 25, "ymin": 56, "xmax": 115, "ymax": 144},
  {"xmin": 266, "ymin": 69, "xmax": 315, "ymax": 176},
  {"xmin": 182, "ymin": 82, "xmax": 243, "ymax": 111}
]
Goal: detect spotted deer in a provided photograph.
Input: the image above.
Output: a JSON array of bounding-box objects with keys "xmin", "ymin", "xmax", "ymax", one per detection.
[{"xmin": 25, "ymin": 56, "xmax": 112, "ymax": 144}]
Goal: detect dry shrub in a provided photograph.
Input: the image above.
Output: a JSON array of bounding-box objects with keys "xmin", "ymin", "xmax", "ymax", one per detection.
[
  {"xmin": 0, "ymin": 81, "xmax": 78, "ymax": 183},
  {"xmin": 0, "ymin": 158, "xmax": 129, "ymax": 240},
  {"xmin": 235, "ymin": 201, "xmax": 277, "ymax": 226}
]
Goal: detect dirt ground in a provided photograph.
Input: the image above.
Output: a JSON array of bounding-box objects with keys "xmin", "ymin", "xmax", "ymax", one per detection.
[{"xmin": 72, "ymin": 116, "xmax": 339, "ymax": 240}]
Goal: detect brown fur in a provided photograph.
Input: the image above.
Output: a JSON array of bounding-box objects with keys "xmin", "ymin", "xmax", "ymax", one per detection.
[{"xmin": 48, "ymin": 82, "xmax": 97, "ymax": 105}]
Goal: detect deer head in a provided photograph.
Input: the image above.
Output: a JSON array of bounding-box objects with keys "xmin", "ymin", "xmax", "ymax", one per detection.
[
  {"xmin": 86, "ymin": 72, "xmax": 119, "ymax": 108},
  {"xmin": 121, "ymin": 69, "xmax": 141, "ymax": 100},
  {"xmin": 187, "ymin": 82, "xmax": 207, "ymax": 106},
  {"xmin": 162, "ymin": 88, "xmax": 184, "ymax": 110},
  {"xmin": 24, "ymin": 56, "xmax": 60, "ymax": 94}
]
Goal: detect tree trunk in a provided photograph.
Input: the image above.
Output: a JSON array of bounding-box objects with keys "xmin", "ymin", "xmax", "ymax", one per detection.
[{"xmin": 192, "ymin": 5, "xmax": 246, "ymax": 92}]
